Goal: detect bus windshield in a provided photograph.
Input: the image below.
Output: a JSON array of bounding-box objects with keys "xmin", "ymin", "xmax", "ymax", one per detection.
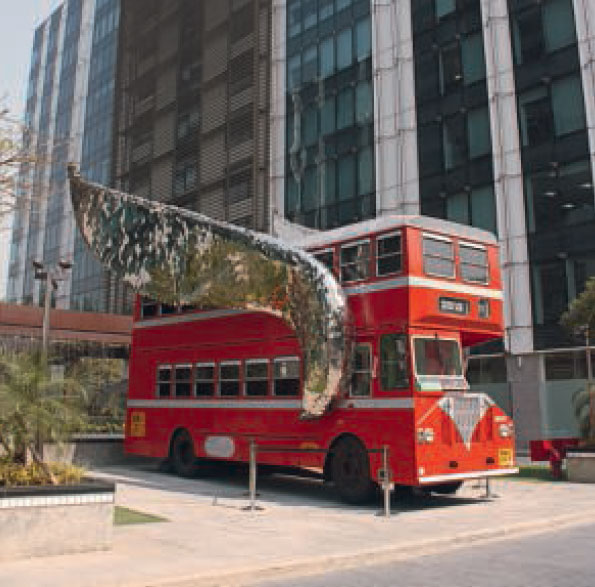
[{"xmin": 414, "ymin": 338, "xmax": 462, "ymax": 377}]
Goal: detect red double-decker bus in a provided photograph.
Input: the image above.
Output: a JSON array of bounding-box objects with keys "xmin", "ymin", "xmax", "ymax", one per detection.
[{"xmin": 125, "ymin": 215, "xmax": 516, "ymax": 503}]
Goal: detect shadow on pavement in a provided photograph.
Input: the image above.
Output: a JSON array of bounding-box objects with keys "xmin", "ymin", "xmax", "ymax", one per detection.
[{"xmin": 95, "ymin": 460, "xmax": 490, "ymax": 515}]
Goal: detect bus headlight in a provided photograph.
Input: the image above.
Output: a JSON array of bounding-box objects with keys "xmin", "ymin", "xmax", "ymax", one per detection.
[
  {"xmin": 498, "ymin": 423, "xmax": 513, "ymax": 438},
  {"xmin": 417, "ymin": 428, "xmax": 435, "ymax": 444}
]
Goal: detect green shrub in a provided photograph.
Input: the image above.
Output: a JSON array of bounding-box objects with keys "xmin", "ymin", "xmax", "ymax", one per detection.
[{"xmin": 0, "ymin": 459, "xmax": 85, "ymax": 487}]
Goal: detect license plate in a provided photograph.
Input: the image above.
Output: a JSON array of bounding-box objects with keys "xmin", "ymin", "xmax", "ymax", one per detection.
[{"xmin": 498, "ymin": 448, "xmax": 513, "ymax": 467}]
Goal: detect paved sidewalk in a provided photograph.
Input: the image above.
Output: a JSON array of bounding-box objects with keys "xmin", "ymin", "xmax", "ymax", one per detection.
[{"xmin": 1, "ymin": 463, "xmax": 595, "ymax": 587}]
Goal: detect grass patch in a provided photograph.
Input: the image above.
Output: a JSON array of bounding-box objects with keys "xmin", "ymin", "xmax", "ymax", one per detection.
[
  {"xmin": 505, "ymin": 465, "xmax": 567, "ymax": 482},
  {"xmin": 114, "ymin": 506, "xmax": 167, "ymax": 526}
]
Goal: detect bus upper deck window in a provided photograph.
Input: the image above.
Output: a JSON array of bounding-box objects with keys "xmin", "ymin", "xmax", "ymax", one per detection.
[
  {"xmin": 377, "ymin": 232, "xmax": 402, "ymax": 276},
  {"xmin": 341, "ymin": 241, "xmax": 370, "ymax": 282},
  {"xmin": 313, "ymin": 249, "xmax": 334, "ymax": 272},
  {"xmin": 459, "ymin": 243, "xmax": 488, "ymax": 284},
  {"xmin": 142, "ymin": 299, "xmax": 159, "ymax": 318},
  {"xmin": 274, "ymin": 357, "xmax": 300, "ymax": 396},
  {"xmin": 245, "ymin": 360, "xmax": 269, "ymax": 396},
  {"xmin": 219, "ymin": 362, "xmax": 240, "ymax": 396},
  {"xmin": 380, "ymin": 334, "xmax": 409, "ymax": 390},
  {"xmin": 156, "ymin": 365, "xmax": 172, "ymax": 397},
  {"xmin": 423, "ymin": 235, "xmax": 455, "ymax": 278},
  {"xmin": 195, "ymin": 363, "xmax": 215, "ymax": 396}
]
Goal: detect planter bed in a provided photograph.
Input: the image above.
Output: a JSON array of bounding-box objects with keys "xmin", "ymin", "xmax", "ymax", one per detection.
[
  {"xmin": 0, "ymin": 478, "xmax": 115, "ymax": 560},
  {"xmin": 566, "ymin": 449, "xmax": 595, "ymax": 483}
]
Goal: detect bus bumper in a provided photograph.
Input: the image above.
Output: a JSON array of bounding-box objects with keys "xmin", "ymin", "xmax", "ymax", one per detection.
[{"xmin": 418, "ymin": 467, "xmax": 518, "ymax": 485}]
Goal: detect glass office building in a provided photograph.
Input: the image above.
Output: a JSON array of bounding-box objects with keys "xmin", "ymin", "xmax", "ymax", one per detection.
[
  {"xmin": 8, "ymin": 0, "xmax": 595, "ymax": 448},
  {"xmin": 7, "ymin": 0, "xmax": 122, "ymax": 313},
  {"xmin": 272, "ymin": 0, "xmax": 595, "ymax": 448}
]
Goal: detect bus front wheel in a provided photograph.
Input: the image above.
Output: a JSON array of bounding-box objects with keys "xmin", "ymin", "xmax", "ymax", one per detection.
[
  {"xmin": 170, "ymin": 429, "xmax": 198, "ymax": 477},
  {"xmin": 331, "ymin": 436, "xmax": 374, "ymax": 504}
]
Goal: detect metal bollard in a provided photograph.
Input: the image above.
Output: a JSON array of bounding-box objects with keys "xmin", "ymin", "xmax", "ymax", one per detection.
[
  {"xmin": 249, "ymin": 440, "xmax": 257, "ymax": 511},
  {"xmin": 383, "ymin": 445, "xmax": 391, "ymax": 517}
]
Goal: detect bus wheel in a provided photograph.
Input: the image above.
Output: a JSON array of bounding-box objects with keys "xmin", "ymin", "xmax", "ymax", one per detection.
[
  {"xmin": 170, "ymin": 430, "xmax": 198, "ymax": 478},
  {"xmin": 429, "ymin": 481, "xmax": 463, "ymax": 495},
  {"xmin": 331, "ymin": 436, "xmax": 374, "ymax": 504}
]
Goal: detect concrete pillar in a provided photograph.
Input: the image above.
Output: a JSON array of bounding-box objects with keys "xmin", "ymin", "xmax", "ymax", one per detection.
[
  {"xmin": 372, "ymin": 0, "xmax": 419, "ymax": 216},
  {"xmin": 507, "ymin": 354, "xmax": 544, "ymax": 452},
  {"xmin": 573, "ymin": 0, "xmax": 595, "ymax": 206},
  {"xmin": 481, "ymin": 0, "xmax": 534, "ymax": 356}
]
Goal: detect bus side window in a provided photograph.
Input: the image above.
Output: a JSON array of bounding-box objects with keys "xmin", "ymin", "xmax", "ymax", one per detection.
[
  {"xmin": 274, "ymin": 357, "xmax": 300, "ymax": 396},
  {"xmin": 351, "ymin": 345, "xmax": 371, "ymax": 397},
  {"xmin": 174, "ymin": 364, "xmax": 192, "ymax": 397},
  {"xmin": 340, "ymin": 241, "xmax": 370, "ymax": 282},
  {"xmin": 245, "ymin": 360, "xmax": 269, "ymax": 396},
  {"xmin": 380, "ymin": 334, "xmax": 409, "ymax": 390},
  {"xmin": 195, "ymin": 363, "xmax": 215, "ymax": 396},
  {"xmin": 156, "ymin": 365, "xmax": 172, "ymax": 397},
  {"xmin": 219, "ymin": 362, "xmax": 241, "ymax": 396}
]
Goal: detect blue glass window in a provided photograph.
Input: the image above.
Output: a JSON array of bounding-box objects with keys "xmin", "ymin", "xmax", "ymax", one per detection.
[
  {"xmin": 356, "ymin": 16, "xmax": 372, "ymax": 61},
  {"xmin": 337, "ymin": 28, "xmax": 353, "ymax": 70},
  {"xmin": 337, "ymin": 87, "xmax": 354, "ymax": 129},
  {"xmin": 320, "ymin": 37, "xmax": 335, "ymax": 78}
]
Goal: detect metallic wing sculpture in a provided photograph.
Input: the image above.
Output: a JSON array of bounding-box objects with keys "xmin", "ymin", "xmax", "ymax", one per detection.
[{"xmin": 68, "ymin": 165, "xmax": 351, "ymax": 418}]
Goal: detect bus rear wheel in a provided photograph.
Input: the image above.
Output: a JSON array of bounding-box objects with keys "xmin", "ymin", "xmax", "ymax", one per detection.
[
  {"xmin": 331, "ymin": 436, "xmax": 374, "ymax": 504},
  {"xmin": 171, "ymin": 430, "xmax": 198, "ymax": 478}
]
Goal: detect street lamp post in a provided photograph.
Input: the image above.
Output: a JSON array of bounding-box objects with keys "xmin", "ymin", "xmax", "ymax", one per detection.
[
  {"xmin": 31, "ymin": 259, "xmax": 73, "ymax": 455},
  {"xmin": 32, "ymin": 259, "xmax": 73, "ymax": 356}
]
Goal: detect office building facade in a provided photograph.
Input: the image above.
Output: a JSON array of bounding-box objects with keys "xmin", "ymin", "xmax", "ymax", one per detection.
[
  {"xmin": 7, "ymin": 0, "xmax": 122, "ymax": 313},
  {"xmin": 271, "ymin": 0, "xmax": 595, "ymax": 447},
  {"xmin": 113, "ymin": 0, "xmax": 272, "ymax": 233},
  {"xmin": 8, "ymin": 0, "xmax": 595, "ymax": 447}
]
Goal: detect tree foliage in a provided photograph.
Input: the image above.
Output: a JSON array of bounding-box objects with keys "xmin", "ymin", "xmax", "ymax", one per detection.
[
  {"xmin": 560, "ymin": 277, "xmax": 595, "ymax": 333},
  {"xmin": 561, "ymin": 277, "xmax": 595, "ymax": 443}
]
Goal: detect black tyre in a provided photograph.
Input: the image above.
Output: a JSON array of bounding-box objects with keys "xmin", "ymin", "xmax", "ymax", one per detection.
[
  {"xmin": 331, "ymin": 436, "xmax": 374, "ymax": 504},
  {"xmin": 429, "ymin": 481, "xmax": 463, "ymax": 495},
  {"xmin": 170, "ymin": 430, "xmax": 198, "ymax": 477}
]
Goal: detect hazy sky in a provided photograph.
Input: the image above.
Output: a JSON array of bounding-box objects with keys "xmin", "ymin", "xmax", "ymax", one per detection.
[
  {"xmin": 1, "ymin": 1, "xmax": 62, "ymax": 117},
  {"xmin": 1, "ymin": 1, "xmax": 60, "ymax": 298}
]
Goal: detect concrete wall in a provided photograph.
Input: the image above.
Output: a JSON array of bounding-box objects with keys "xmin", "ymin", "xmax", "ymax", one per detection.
[{"xmin": 0, "ymin": 491, "xmax": 113, "ymax": 560}]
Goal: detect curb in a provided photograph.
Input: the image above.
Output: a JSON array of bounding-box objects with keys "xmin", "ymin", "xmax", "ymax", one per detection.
[{"xmin": 138, "ymin": 510, "xmax": 595, "ymax": 587}]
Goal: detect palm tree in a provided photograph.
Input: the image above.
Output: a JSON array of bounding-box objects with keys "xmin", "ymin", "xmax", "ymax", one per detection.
[{"xmin": 0, "ymin": 351, "xmax": 86, "ymax": 484}]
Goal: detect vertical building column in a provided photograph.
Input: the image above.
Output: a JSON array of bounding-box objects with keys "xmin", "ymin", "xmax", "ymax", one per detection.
[
  {"xmin": 33, "ymin": 6, "xmax": 66, "ymax": 306},
  {"xmin": 481, "ymin": 0, "xmax": 533, "ymax": 356},
  {"xmin": 371, "ymin": 0, "xmax": 419, "ymax": 216},
  {"xmin": 574, "ymin": 0, "xmax": 595, "ymax": 202},
  {"xmin": 57, "ymin": 0, "xmax": 94, "ymax": 309},
  {"xmin": 269, "ymin": 0, "xmax": 287, "ymax": 236}
]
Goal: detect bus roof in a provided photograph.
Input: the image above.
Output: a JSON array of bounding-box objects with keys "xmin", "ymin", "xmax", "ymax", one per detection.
[{"xmin": 300, "ymin": 215, "xmax": 498, "ymax": 250}]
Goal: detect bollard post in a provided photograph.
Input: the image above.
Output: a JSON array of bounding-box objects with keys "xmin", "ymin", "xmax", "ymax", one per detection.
[
  {"xmin": 249, "ymin": 440, "xmax": 257, "ymax": 511},
  {"xmin": 383, "ymin": 445, "xmax": 391, "ymax": 517}
]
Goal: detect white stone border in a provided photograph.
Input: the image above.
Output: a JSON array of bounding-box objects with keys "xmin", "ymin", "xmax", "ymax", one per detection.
[{"xmin": 0, "ymin": 492, "xmax": 114, "ymax": 509}]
